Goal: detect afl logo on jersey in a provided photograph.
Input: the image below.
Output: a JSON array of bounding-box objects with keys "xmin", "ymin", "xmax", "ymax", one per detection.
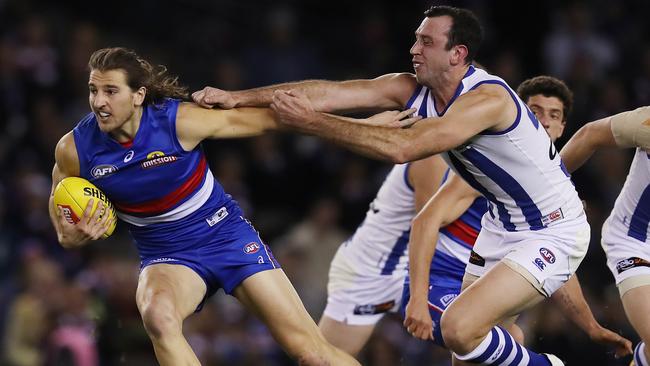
[
  {"xmin": 91, "ymin": 164, "xmax": 118, "ymax": 178},
  {"xmin": 141, "ymin": 151, "xmax": 178, "ymax": 169},
  {"xmin": 539, "ymin": 247, "xmax": 556, "ymax": 264},
  {"xmin": 243, "ymin": 242, "xmax": 261, "ymax": 254}
]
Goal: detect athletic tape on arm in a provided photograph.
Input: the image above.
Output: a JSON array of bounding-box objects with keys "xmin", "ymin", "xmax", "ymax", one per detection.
[{"xmin": 610, "ymin": 106, "xmax": 650, "ymax": 149}]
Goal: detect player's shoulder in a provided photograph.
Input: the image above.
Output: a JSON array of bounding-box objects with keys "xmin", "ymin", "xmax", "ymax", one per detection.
[{"xmin": 55, "ymin": 131, "xmax": 80, "ymax": 176}]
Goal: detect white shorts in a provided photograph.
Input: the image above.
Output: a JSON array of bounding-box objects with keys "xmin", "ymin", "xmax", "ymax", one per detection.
[
  {"xmin": 602, "ymin": 219, "xmax": 650, "ymax": 295},
  {"xmin": 322, "ymin": 245, "xmax": 406, "ymax": 326},
  {"xmin": 465, "ymin": 216, "xmax": 590, "ymax": 297}
]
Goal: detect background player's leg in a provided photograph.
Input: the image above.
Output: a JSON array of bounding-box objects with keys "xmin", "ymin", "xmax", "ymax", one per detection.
[
  {"xmin": 318, "ymin": 315, "xmax": 375, "ymax": 356},
  {"xmin": 233, "ymin": 268, "xmax": 360, "ymax": 365},
  {"xmin": 622, "ymin": 285, "xmax": 650, "ymax": 366},
  {"xmin": 443, "ymin": 262, "xmax": 553, "ymax": 365},
  {"xmin": 136, "ymin": 264, "xmax": 207, "ymax": 366}
]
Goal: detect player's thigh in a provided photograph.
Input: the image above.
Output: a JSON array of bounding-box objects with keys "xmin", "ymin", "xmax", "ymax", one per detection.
[
  {"xmin": 136, "ymin": 263, "xmax": 207, "ymax": 319},
  {"xmin": 233, "ymin": 268, "xmax": 323, "ymax": 342},
  {"xmin": 445, "ymin": 262, "xmax": 544, "ymax": 333},
  {"xmin": 621, "ymin": 283, "xmax": 650, "ymax": 341},
  {"xmin": 318, "ymin": 315, "xmax": 375, "ymax": 356}
]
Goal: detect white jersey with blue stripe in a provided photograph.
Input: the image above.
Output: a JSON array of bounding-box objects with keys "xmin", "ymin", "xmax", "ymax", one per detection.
[
  {"xmin": 343, "ymin": 163, "xmax": 414, "ymax": 276},
  {"xmin": 408, "ymin": 66, "xmax": 584, "ymax": 231},
  {"xmin": 604, "ymin": 148, "xmax": 650, "ymax": 243}
]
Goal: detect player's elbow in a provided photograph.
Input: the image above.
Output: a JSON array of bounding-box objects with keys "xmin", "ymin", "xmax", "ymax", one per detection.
[
  {"xmin": 411, "ymin": 212, "xmax": 439, "ymax": 235},
  {"xmin": 386, "ymin": 139, "xmax": 420, "ymax": 164}
]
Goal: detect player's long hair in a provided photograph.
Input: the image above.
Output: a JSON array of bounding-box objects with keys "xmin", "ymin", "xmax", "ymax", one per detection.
[{"xmin": 88, "ymin": 47, "xmax": 188, "ymax": 105}]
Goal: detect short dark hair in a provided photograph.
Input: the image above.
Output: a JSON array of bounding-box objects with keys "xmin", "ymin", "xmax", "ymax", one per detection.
[
  {"xmin": 424, "ymin": 5, "xmax": 483, "ymax": 64},
  {"xmin": 517, "ymin": 76, "xmax": 573, "ymax": 122},
  {"xmin": 88, "ymin": 47, "xmax": 188, "ymax": 105}
]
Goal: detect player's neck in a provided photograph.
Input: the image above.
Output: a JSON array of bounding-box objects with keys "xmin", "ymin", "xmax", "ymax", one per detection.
[
  {"xmin": 431, "ymin": 65, "xmax": 469, "ymax": 111},
  {"xmin": 111, "ymin": 107, "xmax": 143, "ymax": 143}
]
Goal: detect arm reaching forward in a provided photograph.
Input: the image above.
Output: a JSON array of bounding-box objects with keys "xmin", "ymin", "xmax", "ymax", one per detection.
[
  {"xmin": 560, "ymin": 106, "xmax": 650, "ymax": 172},
  {"xmin": 403, "ymin": 173, "xmax": 481, "ymax": 340},
  {"xmin": 551, "ymin": 275, "xmax": 632, "ymax": 358}
]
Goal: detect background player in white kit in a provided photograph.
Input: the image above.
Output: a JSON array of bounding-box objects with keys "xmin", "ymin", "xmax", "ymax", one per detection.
[
  {"xmin": 559, "ymin": 106, "xmax": 650, "ymax": 366},
  {"xmin": 196, "ymin": 6, "xmax": 593, "ymax": 365}
]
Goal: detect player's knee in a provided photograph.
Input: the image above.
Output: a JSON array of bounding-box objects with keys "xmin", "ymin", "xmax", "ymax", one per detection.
[
  {"xmin": 281, "ymin": 331, "xmax": 332, "ymax": 365},
  {"xmin": 139, "ymin": 299, "xmax": 181, "ymax": 340},
  {"xmin": 441, "ymin": 309, "xmax": 481, "ymax": 354}
]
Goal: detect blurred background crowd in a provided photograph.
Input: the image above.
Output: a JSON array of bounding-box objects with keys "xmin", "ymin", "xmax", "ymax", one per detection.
[{"xmin": 1, "ymin": 0, "xmax": 650, "ymax": 365}]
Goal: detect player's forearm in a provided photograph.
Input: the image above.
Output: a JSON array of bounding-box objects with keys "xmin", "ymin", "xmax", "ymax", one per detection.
[
  {"xmin": 560, "ymin": 119, "xmax": 617, "ymax": 172},
  {"xmin": 233, "ymin": 80, "xmax": 337, "ymax": 111},
  {"xmin": 408, "ymin": 220, "xmax": 440, "ymax": 302},
  {"xmin": 559, "ymin": 124, "xmax": 600, "ymax": 173},
  {"xmin": 550, "ymin": 275, "xmax": 599, "ymax": 335},
  {"xmin": 297, "ymin": 112, "xmax": 419, "ymax": 163}
]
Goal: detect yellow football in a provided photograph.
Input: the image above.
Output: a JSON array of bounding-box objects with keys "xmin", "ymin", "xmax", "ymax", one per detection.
[{"xmin": 53, "ymin": 177, "xmax": 117, "ymax": 238}]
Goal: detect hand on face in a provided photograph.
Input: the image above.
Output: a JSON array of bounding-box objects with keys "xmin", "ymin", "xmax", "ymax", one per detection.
[
  {"xmin": 270, "ymin": 90, "xmax": 317, "ymax": 127},
  {"xmin": 191, "ymin": 86, "xmax": 237, "ymax": 109}
]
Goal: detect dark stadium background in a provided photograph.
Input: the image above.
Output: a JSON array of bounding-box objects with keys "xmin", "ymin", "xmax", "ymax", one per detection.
[{"xmin": 1, "ymin": 0, "xmax": 649, "ymax": 365}]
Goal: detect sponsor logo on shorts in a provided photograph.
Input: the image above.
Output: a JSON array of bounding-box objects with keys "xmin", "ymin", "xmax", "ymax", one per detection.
[
  {"xmin": 440, "ymin": 293, "xmax": 457, "ymax": 307},
  {"xmin": 141, "ymin": 151, "xmax": 178, "ymax": 169},
  {"xmin": 206, "ymin": 207, "xmax": 228, "ymax": 226},
  {"xmin": 541, "ymin": 208, "xmax": 564, "ymax": 226},
  {"xmin": 243, "ymin": 242, "xmax": 261, "ymax": 254},
  {"xmin": 469, "ymin": 250, "xmax": 485, "ymax": 267},
  {"xmin": 58, "ymin": 204, "xmax": 79, "ymax": 224},
  {"xmin": 616, "ymin": 257, "xmax": 650, "ymax": 274},
  {"xmin": 91, "ymin": 164, "xmax": 118, "ymax": 178},
  {"xmin": 148, "ymin": 257, "xmax": 178, "ymax": 264},
  {"xmin": 539, "ymin": 247, "xmax": 556, "ymax": 264},
  {"xmin": 533, "ymin": 258, "xmax": 546, "ymax": 271},
  {"xmin": 353, "ymin": 300, "xmax": 396, "ymax": 315}
]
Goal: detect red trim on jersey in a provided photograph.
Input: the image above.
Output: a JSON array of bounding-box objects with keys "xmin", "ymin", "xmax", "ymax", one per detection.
[
  {"xmin": 428, "ymin": 303, "xmax": 444, "ymax": 314},
  {"xmin": 443, "ymin": 219, "xmax": 479, "ymax": 246},
  {"xmin": 119, "ymin": 140, "xmax": 133, "ymax": 148},
  {"xmin": 114, "ymin": 156, "xmax": 208, "ymax": 215}
]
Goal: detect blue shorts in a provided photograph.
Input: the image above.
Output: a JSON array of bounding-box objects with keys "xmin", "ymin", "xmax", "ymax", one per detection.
[
  {"xmin": 400, "ymin": 276, "xmax": 461, "ymax": 348},
  {"xmin": 140, "ymin": 213, "xmax": 280, "ymax": 311}
]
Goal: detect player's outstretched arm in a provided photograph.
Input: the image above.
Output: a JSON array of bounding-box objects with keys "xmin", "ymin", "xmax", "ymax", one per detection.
[
  {"xmin": 270, "ymin": 83, "xmax": 516, "ymax": 163},
  {"xmin": 404, "ymin": 173, "xmax": 480, "ymax": 340},
  {"xmin": 550, "ymin": 275, "xmax": 632, "ymax": 358},
  {"xmin": 192, "ymin": 73, "xmax": 416, "ymax": 113},
  {"xmin": 560, "ymin": 106, "xmax": 650, "ymax": 172},
  {"xmin": 559, "ymin": 118, "xmax": 617, "ymax": 173},
  {"xmin": 175, "ymin": 103, "xmax": 281, "ymax": 150},
  {"xmin": 50, "ymin": 133, "xmax": 110, "ymax": 248}
]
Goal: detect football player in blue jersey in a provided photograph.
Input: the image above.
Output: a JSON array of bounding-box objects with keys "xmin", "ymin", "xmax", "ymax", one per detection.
[{"xmin": 48, "ymin": 47, "xmax": 362, "ymax": 366}]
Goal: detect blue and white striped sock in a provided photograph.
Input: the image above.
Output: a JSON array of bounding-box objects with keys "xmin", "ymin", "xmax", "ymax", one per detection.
[
  {"xmin": 635, "ymin": 342, "xmax": 648, "ymax": 366},
  {"xmin": 454, "ymin": 326, "xmax": 552, "ymax": 365}
]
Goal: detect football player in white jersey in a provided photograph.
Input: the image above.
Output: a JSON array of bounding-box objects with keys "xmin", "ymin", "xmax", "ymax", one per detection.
[
  {"xmin": 559, "ymin": 106, "xmax": 650, "ymax": 366},
  {"xmin": 404, "ymin": 76, "xmax": 632, "ymax": 363},
  {"xmin": 194, "ymin": 6, "xmax": 600, "ymax": 365}
]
